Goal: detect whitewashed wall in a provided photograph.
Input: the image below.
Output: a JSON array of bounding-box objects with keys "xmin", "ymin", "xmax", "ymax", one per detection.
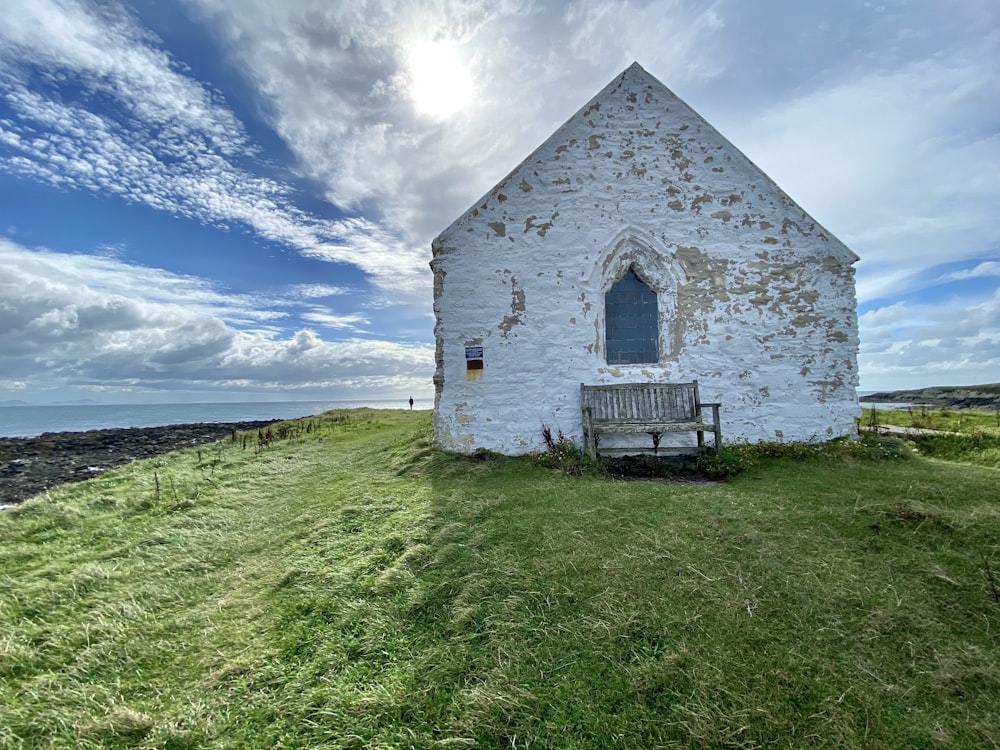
[{"xmin": 431, "ymin": 63, "xmax": 859, "ymax": 455}]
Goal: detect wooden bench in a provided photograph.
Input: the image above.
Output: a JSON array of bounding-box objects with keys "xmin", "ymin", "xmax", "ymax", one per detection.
[{"xmin": 580, "ymin": 381, "xmax": 721, "ymax": 460}]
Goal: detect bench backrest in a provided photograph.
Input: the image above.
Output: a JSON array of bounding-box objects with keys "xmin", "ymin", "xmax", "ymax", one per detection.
[{"xmin": 580, "ymin": 381, "xmax": 702, "ymax": 424}]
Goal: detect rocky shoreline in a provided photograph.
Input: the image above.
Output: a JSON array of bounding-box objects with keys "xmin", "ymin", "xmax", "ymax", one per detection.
[
  {"xmin": 0, "ymin": 420, "xmax": 282, "ymax": 507},
  {"xmin": 862, "ymin": 384, "xmax": 1000, "ymax": 411}
]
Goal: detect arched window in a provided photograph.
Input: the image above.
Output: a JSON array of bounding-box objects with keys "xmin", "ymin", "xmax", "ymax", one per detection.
[{"xmin": 605, "ymin": 268, "xmax": 659, "ymax": 364}]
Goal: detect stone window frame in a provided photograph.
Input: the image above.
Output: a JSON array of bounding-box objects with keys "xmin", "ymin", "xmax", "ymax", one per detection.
[{"xmin": 587, "ymin": 227, "xmax": 682, "ymax": 365}]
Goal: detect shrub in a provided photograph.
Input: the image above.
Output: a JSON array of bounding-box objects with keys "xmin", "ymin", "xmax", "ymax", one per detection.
[
  {"xmin": 535, "ymin": 431, "xmax": 911, "ymax": 481},
  {"xmin": 693, "ymin": 445, "xmax": 758, "ymax": 479},
  {"xmin": 909, "ymin": 429, "xmax": 1000, "ymax": 469},
  {"xmin": 695, "ymin": 435, "xmax": 909, "ymax": 480},
  {"xmin": 537, "ymin": 425, "xmax": 593, "ymax": 476},
  {"xmin": 846, "ymin": 434, "xmax": 912, "ymax": 460}
]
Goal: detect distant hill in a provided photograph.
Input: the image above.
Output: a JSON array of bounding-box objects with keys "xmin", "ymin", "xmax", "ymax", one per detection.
[{"xmin": 863, "ymin": 383, "xmax": 1000, "ymax": 410}]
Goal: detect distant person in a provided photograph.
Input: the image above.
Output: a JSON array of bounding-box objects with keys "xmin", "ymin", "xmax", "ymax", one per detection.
[{"xmin": 409, "ymin": 397, "xmax": 414, "ymax": 410}]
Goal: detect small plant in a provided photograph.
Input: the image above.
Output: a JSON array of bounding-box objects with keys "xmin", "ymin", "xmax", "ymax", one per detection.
[
  {"xmin": 867, "ymin": 406, "xmax": 882, "ymax": 431},
  {"xmin": 538, "ymin": 424, "xmax": 591, "ymax": 476},
  {"xmin": 693, "ymin": 445, "xmax": 757, "ymax": 479},
  {"xmin": 907, "ymin": 404, "xmax": 935, "ymax": 429}
]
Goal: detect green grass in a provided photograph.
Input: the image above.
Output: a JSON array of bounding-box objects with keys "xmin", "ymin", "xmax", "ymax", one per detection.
[
  {"xmin": 2, "ymin": 409, "xmax": 999, "ymax": 748},
  {"xmin": 862, "ymin": 407, "xmax": 1000, "ymax": 469},
  {"xmin": 907, "ymin": 432, "xmax": 1000, "ymax": 469},
  {"xmin": 864, "ymin": 405, "xmax": 1000, "ymax": 434}
]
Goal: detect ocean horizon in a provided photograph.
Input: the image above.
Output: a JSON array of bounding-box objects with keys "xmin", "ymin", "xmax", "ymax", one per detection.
[{"xmin": 0, "ymin": 399, "xmax": 420, "ymax": 438}]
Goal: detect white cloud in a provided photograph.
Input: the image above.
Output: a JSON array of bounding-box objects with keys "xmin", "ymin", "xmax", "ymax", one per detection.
[
  {"xmin": 300, "ymin": 310, "xmax": 370, "ymax": 331},
  {"xmin": 949, "ymin": 261, "xmax": 1000, "ymax": 281},
  {"xmin": 288, "ymin": 284, "xmax": 354, "ymax": 299},
  {"xmin": 563, "ymin": 0, "xmax": 724, "ymax": 82},
  {"xmin": 0, "ymin": 0, "xmax": 250, "ymax": 155},
  {"xmin": 859, "ymin": 289, "xmax": 1000, "ymax": 390},
  {"xmin": 1, "ymin": 0, "xmax": 997, "ymax": 398},
  {"xmin": 0, "ymin": 240, "xmax": 434, "ymax": 397},
  {"xmin": 0, "ymin": 0, "xmax": 430, "ymax": 303},
  {"xmin": 732, "ymin": 39, "xmax": 1000, "ymax": 305},
  {"xmin": 180, "ymin": 0, "xmax": 999, "ymax": 314},
  {"xmin": 183, "ymin": 0, "xmax": 727, "ymax": 245}
]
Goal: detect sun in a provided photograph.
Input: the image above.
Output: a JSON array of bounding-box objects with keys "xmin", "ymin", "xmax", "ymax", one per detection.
[{"xmin": 407, "ymin": 42, "xmax": 473, "ymax": 119}]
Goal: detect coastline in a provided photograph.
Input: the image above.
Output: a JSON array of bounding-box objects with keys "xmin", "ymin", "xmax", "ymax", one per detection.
[
  {"xmin": 0, "ymin": 419, "xmax": 283, "ymax": 507},
  {"xmin": 862, "ymin": 384, "xmax": 1000, "ymax": 411},
  {"xmin": 0, "ymin": 399, "xmax": 409, "ymax": 438}
]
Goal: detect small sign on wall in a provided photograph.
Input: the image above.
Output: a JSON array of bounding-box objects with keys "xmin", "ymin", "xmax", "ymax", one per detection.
[{"xmin": 465, "ymin": 345, "xmax": 484, "ymax": 377}]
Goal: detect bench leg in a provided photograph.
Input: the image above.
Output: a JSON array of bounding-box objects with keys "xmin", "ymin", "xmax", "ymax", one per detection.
[
  {"xmin": 583, "ymin": 408, "xmax": 597, "ymax": 460},
  {"xmin": 711, "ymin": 404, "xmax": 722, "ymax": 454}
]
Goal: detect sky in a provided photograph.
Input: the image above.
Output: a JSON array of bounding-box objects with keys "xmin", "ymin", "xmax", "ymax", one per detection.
[{"xmin": 0, "ymin": 0, "xmax": 997, "ymax": 405}]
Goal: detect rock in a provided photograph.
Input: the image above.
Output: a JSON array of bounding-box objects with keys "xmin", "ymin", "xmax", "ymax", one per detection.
[
  {"xmin": 863, "ymin": 384, "xmax": 1000, "ymax": 410},
  {"xmin": 0, "ymin": 420, "xmax": 283, "ymax": 506}
]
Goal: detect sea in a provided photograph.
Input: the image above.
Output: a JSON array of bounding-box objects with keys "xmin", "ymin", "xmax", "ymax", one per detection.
[
  {"xmin": 857, "ymin": 392, "xmax": 913, "ymax": 411},
  {"xmin": 0, "ymin": 400, "xmax": 413, "ymax": 439},
  {"xmin": 0, "ymin": 394, "xmax": 905, "ymax": 439}
]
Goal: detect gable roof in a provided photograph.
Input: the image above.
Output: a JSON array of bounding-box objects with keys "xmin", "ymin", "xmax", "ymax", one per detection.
[{"xmin": 435, "ymin": 62, "xmax": 858, "ymax": 265}]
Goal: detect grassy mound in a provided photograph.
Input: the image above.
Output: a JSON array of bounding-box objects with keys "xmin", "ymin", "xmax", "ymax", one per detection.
[{"xmin": 2, "ymin": 409, "xmax": 998, "ymax": 748}]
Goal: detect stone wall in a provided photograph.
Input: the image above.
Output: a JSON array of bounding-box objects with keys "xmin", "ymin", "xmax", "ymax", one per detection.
[{"xmin": 431, "ymin": 63, "xmax": 859, "ymax": 454}]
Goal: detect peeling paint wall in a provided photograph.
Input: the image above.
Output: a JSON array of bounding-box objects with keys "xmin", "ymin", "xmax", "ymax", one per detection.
[{"xmin": 431, "ymin": 63, "xmax": 860, "ymax": 455}]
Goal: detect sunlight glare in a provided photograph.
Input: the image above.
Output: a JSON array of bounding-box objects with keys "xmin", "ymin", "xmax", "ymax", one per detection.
[{"xmin": 408, "ymin": 42, "xmax": 473, "ymax": 119}]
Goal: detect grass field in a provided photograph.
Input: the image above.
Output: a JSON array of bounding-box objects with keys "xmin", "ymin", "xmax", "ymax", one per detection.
[
  {"xmin": 864, "ymin": 405, "xmax": 1000, "ymax": 434},
  {"xmin": 862, "ymin": 406, "xmax": 1000, "ymax": 469},
  {"xmin": 2, "ymin": 409, "xmax": 999, "ymax": 749}
]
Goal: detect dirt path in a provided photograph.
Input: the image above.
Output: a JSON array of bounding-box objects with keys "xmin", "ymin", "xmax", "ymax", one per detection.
[{"xmin": 863, "ymin": 424, "xmax": 954, "ymax": 437}]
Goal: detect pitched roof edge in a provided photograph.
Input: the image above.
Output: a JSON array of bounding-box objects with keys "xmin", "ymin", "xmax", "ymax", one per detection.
[
  {"xmin": 619, "ymin": 65, "xmax": 859, "ymax": 265},
  {"xmin": 432, "ymin": 67, "xmax": 636, "ymax": 253},
  {"xmin": 433, "ymin": 63, "xmax": 859, "ymax": 266}
]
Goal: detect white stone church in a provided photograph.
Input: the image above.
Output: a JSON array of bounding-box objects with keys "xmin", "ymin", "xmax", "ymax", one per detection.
[{"xmin": 430, "ymin": 62, "xmax": 860, "ymax": 455}]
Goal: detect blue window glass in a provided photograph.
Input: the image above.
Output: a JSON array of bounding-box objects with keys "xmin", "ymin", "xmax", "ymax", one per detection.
[{"xmin": 605, "ymin": 269, "xmax": 658, "ymax": 364}]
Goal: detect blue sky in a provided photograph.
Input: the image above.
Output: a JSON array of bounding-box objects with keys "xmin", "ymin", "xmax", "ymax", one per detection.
[{"xmin": 1, "ymin": 0, "xmax": 997, "ymax": 404}]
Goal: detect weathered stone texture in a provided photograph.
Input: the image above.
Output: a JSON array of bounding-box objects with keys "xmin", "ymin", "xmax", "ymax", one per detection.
[{"xmin": 432, "ymin": 63, "xmax": 859, "ymax": 454}]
